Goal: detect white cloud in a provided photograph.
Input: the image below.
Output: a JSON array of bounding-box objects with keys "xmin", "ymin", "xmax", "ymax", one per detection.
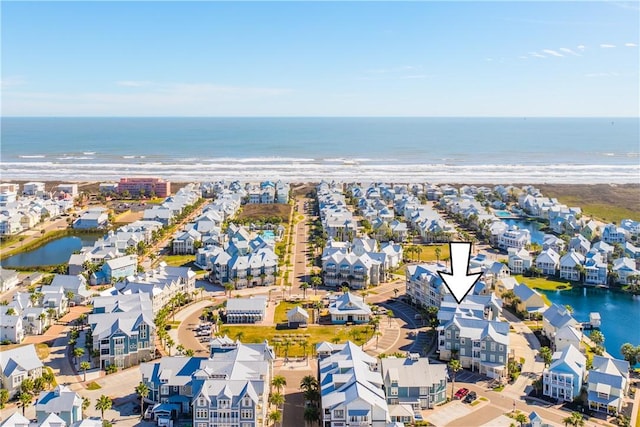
[
  {"xmin": 577, "ymin": 45, "xmax": 586, "ymax": 51},
  {"xmin": 1, "ymin": 76, "xmax": 27, "ymax": 89},
  {"xmin": 559, "ymin": 47, "xmax": 580, "ymax": 56},
  {"xmin": 518, "ymin": 56, "xmax": 528, "ymax": 60},
  {"xmin": 600, "ymin": 44, "xmax": 616, "ymax": 48},
  {"xmin": 625, "ymin": 42, "xmax": 638, "ymax": 47},
  {"xmin": 529, "ymin": 52, "xmax": 546, "ymax": 58},
  {"xmin": 542, "ymin": 49, "xmax": 563, "ymax": 57}
]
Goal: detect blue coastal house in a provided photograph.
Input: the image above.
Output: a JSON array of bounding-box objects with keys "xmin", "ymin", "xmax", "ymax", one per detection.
[
  {"xmin": 543, "ymin": 345, "xmax": 586, "ymax": 402},
  {"xmin": 91, "ymin": 255, "xmax": 138, "ymax": 285},
  {"xmin": 88, "ymin": 293, "xmax": 155, "ymax": 369},
  {"xmin": 35, "ymin": 385, "xmax": 83, "ymax": 425}
]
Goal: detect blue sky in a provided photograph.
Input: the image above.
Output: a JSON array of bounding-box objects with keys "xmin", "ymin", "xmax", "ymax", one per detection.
[{"xmin": 2, "ymin": 1, "xmax": 639, "ymax": 116}]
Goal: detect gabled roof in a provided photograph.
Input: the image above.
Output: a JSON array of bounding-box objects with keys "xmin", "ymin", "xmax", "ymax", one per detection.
[
  {"xmin": 0, "ymin": 344, "xmax": 43, "ymax": 377},
  {"xmin": 548, "ymin": 344, "xmax": 585, "ymax": 377},
  {"xmin": 329, "ymin": 292, "xmax": 372, "ymax": 315}
]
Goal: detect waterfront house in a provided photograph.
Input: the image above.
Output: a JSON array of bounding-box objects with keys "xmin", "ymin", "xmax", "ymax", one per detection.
[
  {"xmin": 495, "ymin": 277, "xmax": 518, "ymax": 296},
  {"xmin": 0, "ymin": 267, "xmax": 19, "ymax": 293},
  {"xmin": 35, "ymin": 385, "xmax": 83, "ymax": 425},
  {"xmin": 437, "ymin": 315, "xmax": 510, "ymax": 379},
  {"xmin": 612, "ymin": 257, "xmax": 639, "ymax": 284},
  {"xmin": 497, "ymin": 226, "xmax": 531, "ymax": 251},
  {"xmin": 513, "ymin": 283, "xmax": 546, "ymax": 314},
  {"xmin": 225, "ymin": 296, "xmax": 267, "ymax": 324},
  {"xmin": 320, "ymin": 341, "xmax": 390, "ymax": 427},
  {"xmin": 0, "ymin": 344, "xmax": 43, "ymax": 398},
  {"xmin": 535, "ymin": 249, "xmax": 560, "ymax": 276},
  {"xmin": 543, "ymin": 344, "xmax": 586, "ymax": 402},
  {"xmin": 591, "ymin": 241, "xmax": 614, "ymax": 262},
  {"xmin": 559, "ymin": 250, "xmax": 585, "ymax": 282},
  {"xmin": 73, "ymin": 208, "xmax": 108, "ymax": 229},
  {"xmin": 587, "ymin": 355, "xmax": 630, "ymax": 415},
  {"xmin": 328, "ymin": 292, "xmax": 372, "ymax": 324},
  {"xmin": 88, "ymin": 293, "xmax": 155, "ymax": 369},
  {"xmin": 507, "ymin": 247, "xmax": 532, "ymax": 274},
  {"xmin": 583, "ymin": 252, "xmax": 608, "ymax": 285},
  {"xmin": 554, "ymin": 325, "xmax": 582, "ymax": 352},
  {"xmin": 543, "ymin": 304, "xmax": 579, "ymax": 339},
  {"xmin": 91, "ymin": 254, "xmax": 138, "ymax": 285},
  {"xmin": 378, "ymin": 353, "xmax": 448, "ymax": 410}
]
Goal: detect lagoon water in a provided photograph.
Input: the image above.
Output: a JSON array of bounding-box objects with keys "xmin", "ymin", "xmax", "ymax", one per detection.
[
  {"xmin": 539, "ymin": 287, "xmax": 640, "ymax": 362},
  {"xmin": 1, "ymin": 234, "xmax": 100, "ymax": 267},
  {"xmin": 501, "ymin": 219, "xmax": 545, "ymax": 245}
]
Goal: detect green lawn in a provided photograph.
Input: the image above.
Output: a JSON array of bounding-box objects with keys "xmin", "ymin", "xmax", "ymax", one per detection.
[
  {"xmin": 274, "ymin": 301, "xmax": 307, "ymax": 324},
  {"xmin": 218, "ymin": 325, "xmax": 372, "ymax": 357},
  {"xmin": 404, "ymin": 244, "xmax": 450, "ymax": 263},
  {"xmin": 515, "ymin": 275, "xmax": 572, "ymax": 291},
  {"xmin": 161, "ymin": 255, "xmax": 206, "ymax": 274}
]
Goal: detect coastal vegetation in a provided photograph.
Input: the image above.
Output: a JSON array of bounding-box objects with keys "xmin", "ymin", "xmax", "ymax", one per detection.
[{"xmin": 515, "ymin": 275, "xmax": 572, "ymax": 291}]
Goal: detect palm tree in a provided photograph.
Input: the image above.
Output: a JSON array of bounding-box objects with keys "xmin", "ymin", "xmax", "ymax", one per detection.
[
  {"xmin": 5, "ymin": 307, "xmax": 16, "ymax": 316},
  {"xmin": 268, "ymin": 409, "xmax": 282, "ymax": 427},
  {"xmin": 224, "ymin": 282, "xmax": 235, "ymax": 297},
  {"xmin": 590, "ymin": 330, "xmax": 605, "ymax": 347},
  {"xmin": 73, "ymin": 347, "xmax": 85, "ymax": 363},
  {"xmin": 300, "ymin": 375, "xmax": 319, "ymax": 393},
  {"xmin": 387, "ymin": 309, "xmax": 394, "ymax": 326},
  {"xmin": 269, "ymin": 392, "xmax": 285, "ymax": 408},
  {"xmin": 18, "ymin": 392, "xmax": 32, "ymax": 415},
  {"xmin": 515, "ymin": 412, "xmax": 528, "ymax": 427},
  {"xmin": 303, "ymin": 405, "xmax": 320, "ymax": 426},
  {"xmin": 300, "ymin": 282, "xmax": 310, "ymax": 299},
  {"xmin": 235, "ymin": 331, "xmax": 245, "ymax": 342},
  {"xmin": 95, "ymin": 395, "xmax": 113, "ymax": 420},
  {"xmin": 82, "ymin": 397, "xmax": 91, "ymax": 417},
  {"xmin": 539, "ymin": 346, "xmax": 553, "ymax": 367},
  {"xmin": 135, "ymin": 382, "xmax": 150, "ymax": 418},
  {"xmin": 80, "ymin": 361, "xmax": 91, "ymax": 381},
  {"xmin": 300, "ymin": 340, "xmax": 310, "ymax": 361},
  {"xmin": 563, "ymin": 415, "xmax": 575, "ymax": 426},
  {"xmin": 176, "ymin": 344, "xmax": 185, "ymax": 355},
  {"xmin": 448, "ymin": 359, "xmax": 462, "ymax": 400},
  {"xmin": 435, "ymin": 246, "xmax": 442, "ymax": 263},
  {"xmin": 570, "ymin": 412, "xmax": 585, "ymax": 426},
  {"xmin": 271, "ymin": 375, "xmax": 287, "ymax": 394},
  {"xmin": 310, "ymin": 275, "xmax": 322, "ymax": 295},
  {"xmin": 166, "ymin": 338, "xmax": 175, "ymax": 356}
]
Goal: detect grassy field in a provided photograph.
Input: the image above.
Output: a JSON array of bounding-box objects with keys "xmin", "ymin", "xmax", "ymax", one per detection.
[
  {"xmin": 236, "ymin": 203, "xmax": 292, "ymax": 224},
  {"xmin": 537, "ymin": 184, "xmax": 640, "ymax": 223},
  {"xmin": 274, "ymin": 301, "xmax": 307, "ymax": 324},
  {"xmin": 404, "ymin": 244, "xmax": 451, "ymax": 263},
  {"xmin": 514, "ymin": 275, "xmax": 573, "ymax": 291},
  {"xmin": 161, "ymin": 254, "xmax": 206, "ymax": 274},
  {"xmin": 218, "ymin": 325, "xmax": 372, "ymax": 357}
]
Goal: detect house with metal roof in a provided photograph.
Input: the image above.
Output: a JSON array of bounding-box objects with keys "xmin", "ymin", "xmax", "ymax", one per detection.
[
  {"xmin": 587, "ymin": 355, "xmax": 630, "ymax": 414},
  {"xmin": 225, "ymin": 296, "xmax": 267, "ymax": 324},
  {"xmin": 543, "ymin": 304, "xmax": 579, "ymax": 339},
  {"xmin": 543, "ymin": 344, "xmax": 586, "ymax": 402},
  {"xmin": 328, "ymin": 292, "xmax": 372, "ymax": 325},
  {"xmin": 0, "ymin": 343, "xmax": 43, "ymax": 398},
  {"xmin": 379, "ymin": 353, "xmax": 447, "ymax": 411},
  {"xmin": 36, "ymin": 385, "xmax": 83, "ymax": 425},
  {"xmin": 286, "ymin": 306, "xmax": 309, "ymax": 327},
  {"xmin": 320, "ymin": 341, "xmax": 390, "ymax": 427},
  {"xmin": 513, "ymin": 283, "xmax": 546, "ymax": 314}
]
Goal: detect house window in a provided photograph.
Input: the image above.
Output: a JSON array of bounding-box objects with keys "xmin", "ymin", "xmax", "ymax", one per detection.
[
  {"xmin": 460, "ymin": 348, "xmax": 466, "ymax": 356},
  {"xmin": 499, "ymin": 356, "xmax": 504, "ymax": 363},
  {"xmin": 160, "ymin": 385, "xmax": 169, "ymax": 395},
  {"xmin": 173, "ymin": 386, "xmax": 178, "ymax": 392},
  {"xmin": 140, "ymin": 323, "xmax": 147, "ymax": 339},
  {"xmin": 334, "ymin": 409, "xmax": 344, "ymax": 419},
  {"xmin": 490, "ymin": 355, "xmax": 495, "ymax": 362},
  {"xmin": 243, "ymin": 397, "xmax": 252, "ymax": 407},
  {"xmin": 419, "ymin": 387, "xmax": 428, "ymax": 395},
  {"xmin": 391, "ymin": 387, "xmax": 398, "ymax": 396},
  {"xmin": 460, "ymin": 338, "xmax": 466, "ymax": 345},
  {"xmin": 490, "ymin": 342, "xmax": 496, "ymax": 351},
  {"xmin": 499, "ymin": 344, "xmax": 504, "ymax": 352},
  {"xmin": 195, "ymin": 409, "xmax": 208, "ymax": 418},
  {"xmin": 198, "ymin": 398, "xmax": 205, "ymax": 406},
  {"xmin": 241, "ymin": 409, "xmax": 253, "ymax": 419},
  {"xmin": 446, "ymin": 330, "xmax": 451, "ymax": 339}
]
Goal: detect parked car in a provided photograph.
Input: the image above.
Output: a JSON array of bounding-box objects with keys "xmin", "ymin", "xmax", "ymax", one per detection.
[
  {"xmin": 454, "ymin": 388, "xmax": 470, "ymax": 399},
  {"xmin": 463, "ymin": 391, "xmax": 477, "ymax": 403}
]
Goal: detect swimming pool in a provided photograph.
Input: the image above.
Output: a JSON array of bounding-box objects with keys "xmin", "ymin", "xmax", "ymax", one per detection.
[{"xmin": 261, "ymin": 230, "xmax": 276, "ymax": 241}]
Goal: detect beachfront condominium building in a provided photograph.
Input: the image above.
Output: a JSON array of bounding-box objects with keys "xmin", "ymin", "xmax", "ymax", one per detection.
[
  {"xmin": 405, "ymin": 263, "xmax": 449, "ymax": 308},
  {"xmin": 436, "ymin": 315, "xmax": 510, "ymax": 379},
  {"xmin": 118, "ymin": 177, "xmax": 171, "ymax": 198},
  {"xmin": 88, "ymin": 293, "xmax": 155, "ymax": 369}
]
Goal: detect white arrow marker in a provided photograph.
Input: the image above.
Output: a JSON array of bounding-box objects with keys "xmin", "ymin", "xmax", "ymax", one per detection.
[{"xmin": 437, "ymin": 242, "xmax": 482, "ymax": 304}]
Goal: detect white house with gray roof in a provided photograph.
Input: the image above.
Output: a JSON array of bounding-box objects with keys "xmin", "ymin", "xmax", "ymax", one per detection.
[
  {"xmin": 0, "ymin": 343, "xmax": 43, "ymax": 398},
  {"xmin": 320, "ymin": 341, "xmax": 390, "ymax": 427},
  {"xmin": 225, "ymin": 296, "xmax": 267, "ymax": 324},
  {"xmin": 543, "ymin": 304, "xmax": 579, "ymax": 339},
  {"xmin": 49, "ymin": 274, "xmax": 91, "ymax": 305},
  {"xmin": 0, "ymin": 267, "xmax": 19, "ymax": 293},
  {"xmin": 35, "ymin": 385, "xmax": 83, "ymax": 425},
  {"xmin": 535, "ymin": 248, "xmax": 561, "ymax": 276},
  {"xmin": 513, "ymin": 283, "xmax": 546, "ymax": 314},
  {"xmin": 328, "ymin": 292, "xmax": 372, "ymax": 324}
]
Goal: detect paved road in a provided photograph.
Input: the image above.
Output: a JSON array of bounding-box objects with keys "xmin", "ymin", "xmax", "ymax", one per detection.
[{"xmin": 292, "ymin": 197, "xmax": 311, "ymax": 289}]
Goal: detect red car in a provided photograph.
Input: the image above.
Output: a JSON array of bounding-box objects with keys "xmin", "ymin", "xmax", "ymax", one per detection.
[{"xmin": 454, "ymin": 388, "xmax": 470, "ymax": 399}]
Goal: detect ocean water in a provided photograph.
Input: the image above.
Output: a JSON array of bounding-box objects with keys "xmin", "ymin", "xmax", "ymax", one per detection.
[{"xmin": 1, "ymin": 117, "xmax": 638, "ymax": 183}]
